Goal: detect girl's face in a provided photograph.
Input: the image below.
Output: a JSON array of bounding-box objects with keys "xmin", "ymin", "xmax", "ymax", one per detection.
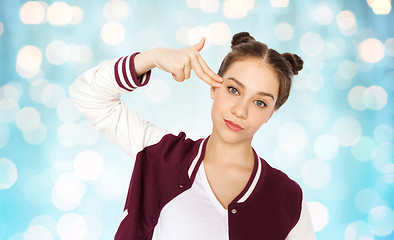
[{"xmin": 210, "ymin": 58, "xmax": 279, "ymax": 145}]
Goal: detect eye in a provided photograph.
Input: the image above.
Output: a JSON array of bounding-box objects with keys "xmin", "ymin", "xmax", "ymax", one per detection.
[
  {"xmin": 228, "ymin": 86, "xmax": 239, "ymax": 95},
  {"xmin": 254, "ymin": 100, "xmax": 267, "ymax": 107}
]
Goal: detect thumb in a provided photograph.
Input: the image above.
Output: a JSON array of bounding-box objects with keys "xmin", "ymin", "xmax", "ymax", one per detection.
[{"xmin": 190, "ymin": 37, "xmax": 205, "ymax": 52}]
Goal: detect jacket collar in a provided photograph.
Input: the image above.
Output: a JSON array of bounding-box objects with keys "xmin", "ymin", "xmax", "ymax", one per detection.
[{"xmin": 187, "ymin": 136, "xmax": 266, "ymax": 204}]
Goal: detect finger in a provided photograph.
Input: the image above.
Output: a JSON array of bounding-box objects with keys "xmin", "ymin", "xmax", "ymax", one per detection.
[
  {"xmin": 190, "ymin": 55, "xmax": 221, "ymax": 87},
  {"xmin": 172, "ymin": 67, "xmax": 185, "ymax": 82},
  {"xmin": 196, "ymin": 54, "xmax": 224, "ymax": 83},
  {"xmin": 189, "ymin": 37, "xmax": 205, "ymax": 52},
  {"xmin": 184, "ymin": 61, "xmax": 191, "ymax": 80}
]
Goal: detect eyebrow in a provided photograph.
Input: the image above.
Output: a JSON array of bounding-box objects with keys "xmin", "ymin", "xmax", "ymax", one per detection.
[{"xmin": 227, "ymin": 77, "xmax": 275, "ymax": 100}]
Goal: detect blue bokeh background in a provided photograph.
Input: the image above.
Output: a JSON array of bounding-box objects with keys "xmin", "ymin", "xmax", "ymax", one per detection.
[{"xmin": 0, "ymin": 0, "xmax": 393, "ymax": 239}]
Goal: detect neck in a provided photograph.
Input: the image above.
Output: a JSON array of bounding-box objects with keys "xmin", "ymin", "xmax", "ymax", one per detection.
[{"xmin": 204, "ymin": 130, "xmax": 254, "ymax": 168}]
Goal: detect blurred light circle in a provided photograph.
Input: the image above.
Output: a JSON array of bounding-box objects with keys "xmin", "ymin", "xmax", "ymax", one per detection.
[
  {"xmin": 145, "ymin": 78, "xmax": 170, "ymax": 103},
  {"xmin": 201, "ymin": 0, "xmax": 220, "ymax": 12},
  {"xmin": 47, "ymin": 2, "xmax": 72, "ymax": 25},
  {"xmin": 371, "ymin": 0, "xmax": 392, "ymax": 15},
  {"xmin": 22, "ymin": 173, "xmax": 51, "ymax": 205},
  {"xmin": 208, "ymin": 22, "xmax": 231, "ymax": 45},
  {"xmin": 29, "ymin": 215, "xmax": 57, "ymax": 237},
  {"xmin": 305, "ymin": 72, "xmax": 324, "ymax": 91},
  {"xmin": 314, "ymin": 6, "xmax": 333, "ymax": 25},
  {"xmin": 137, "ymin": 28, "xmax": 162, "ymax": 49},
  {"xmin": 95, "ymin": 166, "xmax": 129, "ymax": 199},
  {"xmin": 83, "ymin": 215, "xmax": 102, "ymax": 240},
  {"xmin": 368, "ymin": 206, "xmax": 394, "ymax": 236},
  {"xmin": 385, "ymin": 38, "xmax": 394, "ymax": 56},
  {"xmin": 186, "ymin": 0, "xmax": 203, "ymax": 8},
  {"xmin": 372, "ymin": 143, "xmax": 393, "ymax": 173},
  {"xmin": 307, "ymin": 201, "xmax": 329, "ymax": 231},
  {"xmin": 103, "ymin": 0, "xmax": 130, "ymax": 21},
  {"xmin": 351, "ymin": 137, "xmax": 376, "ymax": 161},
  {"xmin": 78, "ymin": 121, "xmax": 100, "ymax": 145},
  {"xmin": 305, "ymin": 104, "xmax": 330, "ymax": 131},
  {"xmin": 57, "ymin": 213, "xmax": 87, "ymax": 240},
  {"xmin": 69, "ymin": 6, "xmax": 84, "ymax": 24},
  {"xmin": 277, "ymin": 122, "xmax": 308, "ymax": 153},
  {"xmin": 374, "ymin": 124, "xmax": 393, "ymax": 143},
  {"xmin": 344, "ymin": 221, "xmax": 374, "ymax": 240},
  {"xmin": 339, "ymin": 60, "xmax": 357, "ymax": 79},
  {"xmin": 29, "ymin": 78, "xmax": 50, "ymax": 103},
  {"xmin": 176, "ymin": 26, "xmax": 192, "ymax": 45},
  {"xmin": 0, "ymin": 98, "xmax": 19, "ymax": 123},
  {"xmin": 301, "ymin": 159, "xmax": 331, "ymax": 189},
  {"xmin": 24, "ymin": 225, "xmax": 53, "ymax": 240},
  {"xmin": 1, "ymin": 84, "xmax": 20, "ymax": 101},
  {"xmin": 305, "ymin": 55, "xmax": 325, "ymax": 72},
  {"xmin": 355, "ymin": 188, "xmax": 382, "ymax": 213},
  {"xmin": 313, "ymin": 134, "xmax": 339, "ymax": 160},
  {"xmin": 275, "ymin": 22, "xmax": 293, "ymax": 41},
  {"xmin": 78, "ymin": 197, "xmax": 103, "ymax": 218},
  {"xmin": 0, "ymin": 158, "xmax": 18, "ymax": 190},
  {"xmin": 46, "ymin": 40, "xmax": 70, "ymax": 65},
  {"xmin": 53, "ymin": 172, "xmax": 85, "ymax": 203},
  {"xmin": 41, "ymin": 84, "xmax": 66, "ymax": 108},
  {"xmin": 348, "ymin": 86, "xmax": 367, "ymax": 110},
  {"xmin": 270, "ymin": 0, "xmax": 289, "ymax": 7},
  {"xmin": 74, "ymin": 150, "xmax": 104, "ymax": 181},
  {"xmin": 332, "ymin": 116, "xmax": 362, "ymax": 146},
  {"xmin": 223, "ymin": 0, "xmax": 248, "ymax": 19},
  {"xmin": 228, "ymin": 0, "xmax": 255, "ymax": 10},
  {"xmin": 363, "ymin": 85, "xmax": 387, "ymax": 110},
  {"xmin": 300, "ymin": 32, "xmax": 324, "ymax": 56},
  {"xmin": 20, "ymin": 1, "xmax": 46, "ymax": 24},
  {"xmin": 23, "ymin": 122, "xmax": 47, "ymax": 145},
  {"xmin": 101, "ymin": 21, "xmax": 125, "ymax": 45},
  {"xmin": 16, "ymin": 107, "xmax": 41, "ymax": 132},
  {"xmin": 57, "ymin": 99, "xmax": 81, "ymax": 122},
  {"xmin": 16, "ymin": 45, "xmax": 42, "ymax": 72},
  {"xmin": 0, "ymin": 123, "xmax": 10, "ymax": 148},
  {"xmin": 68, "ymin": 44, "xmax": 92, "ymax": 64},
  {"xmin": 273, "ymin": 147, "xmax": 299, "ymax": 168},
  {"xmin": 336, "ymin": 10, "xmax": 356, "ymax": 30},
  {"xmin": 57, "ymin": 122, "xmax": 80, "ymax": 147},
  {"xmin": 0, "ymin": 22, "xmax": 3, "ymax": 36},
  {"xmin": 188, "ymin": 25, "xmax": 211, "ymax": 47},
  {"xmin": 358, "ymin": 38, "xmax": 385, "ymax": 63}
]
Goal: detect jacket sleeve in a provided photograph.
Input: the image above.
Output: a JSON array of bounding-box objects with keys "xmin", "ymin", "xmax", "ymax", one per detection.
[
  {"xmin": 69, "ymin": 52, "xmax": 170, "ymax": 160},
  {"xmin": 285, "ymin": 194, "xmax": 316, "ymax": 240}
]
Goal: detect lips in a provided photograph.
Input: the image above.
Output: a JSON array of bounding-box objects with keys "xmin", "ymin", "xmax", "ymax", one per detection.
[{"xmin": 224, "ymin": 119, "xmax": 244, "ymax": 132}]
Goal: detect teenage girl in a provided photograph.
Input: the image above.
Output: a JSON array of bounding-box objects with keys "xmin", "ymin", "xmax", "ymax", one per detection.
[{"xmin": 70, "ymin": 32, "xmax": 315, "ymax": 239}]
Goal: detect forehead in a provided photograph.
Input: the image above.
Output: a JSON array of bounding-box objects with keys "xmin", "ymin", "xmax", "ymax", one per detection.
[{"xmin": 223, "ymin": 58, "xmax": 279, "ymax": 95}]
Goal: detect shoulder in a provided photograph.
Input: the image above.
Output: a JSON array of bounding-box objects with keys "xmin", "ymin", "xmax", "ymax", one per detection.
[
  {"xmin": 139, "ymin": 131, "xmax": 204, "ymax": 164},
  {"xmin": 263, "ymin": 159, "xmax": 302, "ymax": 196}
]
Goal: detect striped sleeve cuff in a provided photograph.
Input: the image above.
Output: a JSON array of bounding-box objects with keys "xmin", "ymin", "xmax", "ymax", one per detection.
[{"xmin": 114, "ymin": 52, "xmax": 151, "ymax": 91}]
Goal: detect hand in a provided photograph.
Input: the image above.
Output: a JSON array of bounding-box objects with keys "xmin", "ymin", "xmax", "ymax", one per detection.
[{"xmin": 150, "ymin": 38, "xmax": 223, "ymax": 87}]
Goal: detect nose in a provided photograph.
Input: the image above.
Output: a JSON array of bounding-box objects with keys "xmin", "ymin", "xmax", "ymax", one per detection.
[{"xmin": 231, "ymin": 100, "xmax": 248, "ymax": 119}]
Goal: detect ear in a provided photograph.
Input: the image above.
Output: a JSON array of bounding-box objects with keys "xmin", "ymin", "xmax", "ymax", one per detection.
[{"xmin": 210, "ymin": 86, "xmax": 216, "ymax": 99}]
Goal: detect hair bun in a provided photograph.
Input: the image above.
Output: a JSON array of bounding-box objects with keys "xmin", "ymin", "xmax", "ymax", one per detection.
[
  {"xmin": 282, "ymin": 53, "xmax": 303, "ymax": 75},
  {"xmin": 231, "ymin": 32, "xmax": 255, "ymax": 49}
]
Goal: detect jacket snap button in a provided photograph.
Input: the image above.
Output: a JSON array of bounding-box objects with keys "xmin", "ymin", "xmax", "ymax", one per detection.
[
  {"xmin": 231, "ymin": 209, "xmax": 237, "ymax": 214},
  {"xmin": 179, "ymin": 184, "xmax": 184, "ymax": 188}
]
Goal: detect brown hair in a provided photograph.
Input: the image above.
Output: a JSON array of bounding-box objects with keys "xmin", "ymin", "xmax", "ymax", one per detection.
[{"xmin": 217, "ymin": 32, "xmax": 303, "ymax": 109}]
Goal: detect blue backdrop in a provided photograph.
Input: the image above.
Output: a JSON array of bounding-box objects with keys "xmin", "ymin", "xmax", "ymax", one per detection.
[{"xmin": 0, "ymin": 0, "xmax": 393, "ymax": 239}]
